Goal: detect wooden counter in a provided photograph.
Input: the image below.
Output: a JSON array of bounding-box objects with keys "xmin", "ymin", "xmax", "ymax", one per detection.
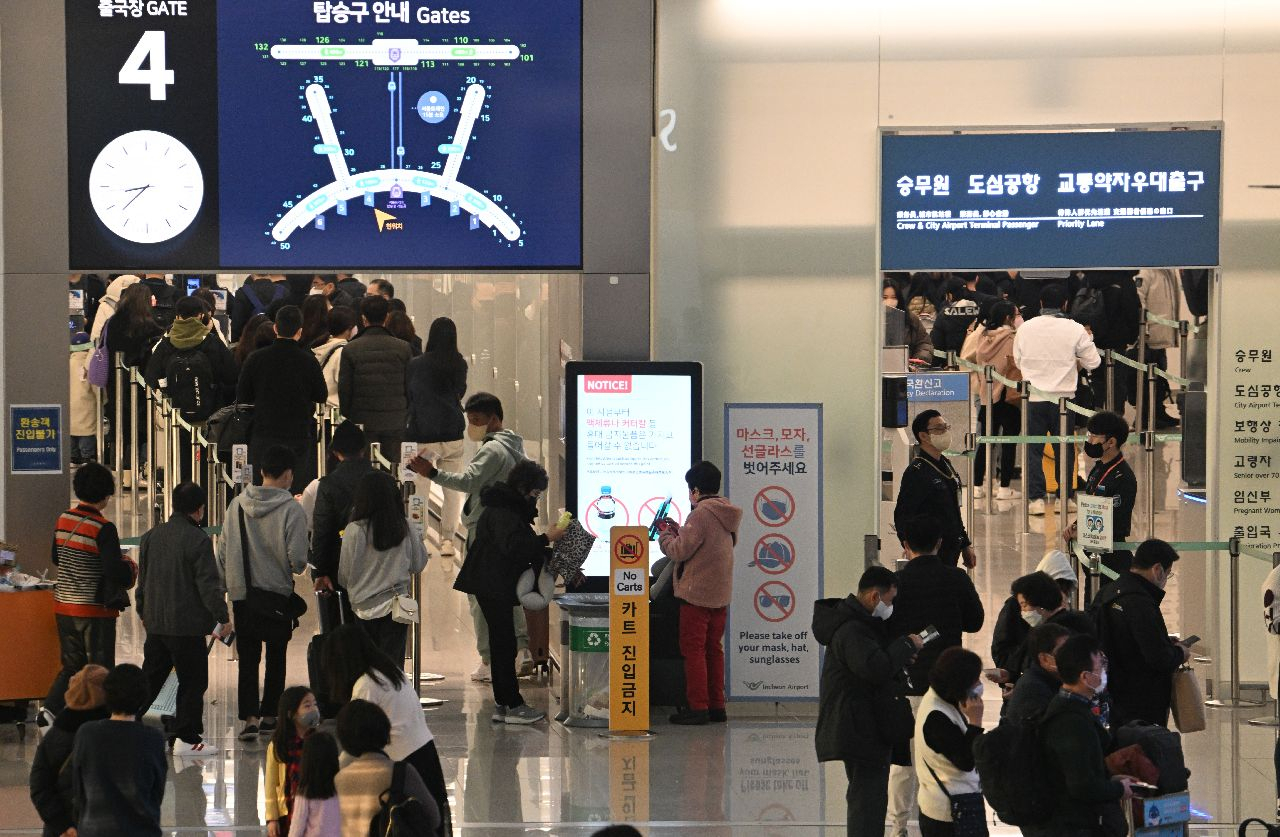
[{"xmin": 0, "ymin": 589, "xmax": 61, "ymax": 701}]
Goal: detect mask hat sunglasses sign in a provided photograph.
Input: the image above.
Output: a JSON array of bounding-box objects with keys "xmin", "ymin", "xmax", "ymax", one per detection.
[
  {"xmin": 1076, "ymin": 494, "xmax": 1114, "ymax": 553},
  {"xmin": 725, "ymin": 403, "xmax": 823, "ymax": 702}
]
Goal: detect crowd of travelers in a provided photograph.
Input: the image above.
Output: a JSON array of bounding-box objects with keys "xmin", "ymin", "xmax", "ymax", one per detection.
[{"xmin": 41, "ymin": 272, "xmax": 1202, "ymax": 836}]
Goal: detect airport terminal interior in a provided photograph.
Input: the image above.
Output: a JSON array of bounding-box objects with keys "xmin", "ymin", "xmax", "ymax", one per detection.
[{"xmin": 2, "ymin": 1, "xmax": 1280, "ymax": 835}]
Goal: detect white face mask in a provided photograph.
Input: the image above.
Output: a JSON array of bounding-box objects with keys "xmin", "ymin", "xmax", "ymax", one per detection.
[
  {"xmin": 1021, "ymin": 609, "xmax": 1045, "ymax": 628},
  {"xmin": 968, "ymin": 683, "xmax": 984, "ymax": 701},
  {"xmin": 872, "ymin": 600, "xmax": 894, "ymax": 621},
  {"xmin": 466, "ymin": 422, "xmax": 488, "ymax": 442},
  {"xmin": 1091, "ymin": 669, "xmax": 1108, "ymax": 695},
  {"xmin": 930, "ymin": 431, "xmax": 953, "ymax": 453},
  {"xmin": 309, "ymin": 287, "xmax": 325, "ymax": 296}
]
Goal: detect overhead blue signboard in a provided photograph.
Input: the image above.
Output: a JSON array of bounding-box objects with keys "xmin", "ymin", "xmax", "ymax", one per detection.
[
  {"xmin": 907, "ymin": 373, "xmax": 969, "ymax": 403},
  {"xmin": 10, "ymin": 405, "xmax": 62, "ymax": 474},
  {"xmin": 881, "ymin": 129, "xmax": 1221, "ymax": 270}
]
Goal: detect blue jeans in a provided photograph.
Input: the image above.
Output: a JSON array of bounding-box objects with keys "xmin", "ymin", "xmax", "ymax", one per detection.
[{"xmin": 1026, "ymin": 401, "xmax": 1075, "ymax": 501}]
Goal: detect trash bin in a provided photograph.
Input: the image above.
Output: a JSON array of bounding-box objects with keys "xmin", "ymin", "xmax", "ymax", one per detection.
[{"xmin": 553, "ymin": 593, "xmax": 610, "ymax": 727}]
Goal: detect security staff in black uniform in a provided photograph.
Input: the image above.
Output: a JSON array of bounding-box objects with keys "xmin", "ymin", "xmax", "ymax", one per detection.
[
  {"xmin": 1065, "ymin": 410, "xmax": 1138, "ymax": 591},
  {"xmin": 894, "ymin": 409, "xmax": 976, "ymax": 569}
]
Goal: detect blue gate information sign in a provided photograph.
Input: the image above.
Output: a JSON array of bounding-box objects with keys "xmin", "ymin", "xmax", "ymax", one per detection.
[
  {"xmin": 882, "ymin": 129, "xmax": 1221, "ymax": 270},
  {"xmin": 10, "ymin": 405, "xmax": 62, "ymax": 474}
]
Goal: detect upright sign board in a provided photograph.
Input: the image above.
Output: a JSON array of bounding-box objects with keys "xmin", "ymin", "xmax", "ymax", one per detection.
[
  {"xmin": 10, "ymin": 406, "xmax": 63, "ymax": 474},
  {"xmin": 566, "ymin": 362, "xmax": 702, "ymax": 579},
  {"xmin": 882, "ymin": 128, "xmax": 1222, "ymax": 270},
  {"xmin": 725, "ymin": 404, "xmax": 822, "ymax": 701},
  {"xmin": 1076, "ymin": 494, "xmax": 1115, "ymax": 553},
  {"xmin": 609, "ymin": 526, "xmax": 649, "ymax": 733}
]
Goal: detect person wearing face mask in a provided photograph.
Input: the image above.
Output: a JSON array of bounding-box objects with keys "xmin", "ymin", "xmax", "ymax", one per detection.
[
  {"xmin": 814, "ymin": 566, "xmax": 923, "ymax": 836},
  {"xmin": 137, "ymin": 482, "xmax": 232, "ymax": 756},
  {"xmin": 407, "ymin": 391, "xmax": 532, "ymax": 682},
  {"xmin": 895, "ymin": 409, "xmax": 976, "ymax": 569},
  {"xmin": 1091, "ymin": 539, "xmax": 1191, "ymax": 728},
  {"xmin": 968, "ymin": 301, "xmax": 1023, "ymax": 502},
  {"xmin": 914, "ymin": 647, "xmax": 989, "ymax": 837},
  {"xmin": 1001, "ymin": 622, "xmax": 1071, "ymax": 723},
  {"xmin": 882, "ymin": 278, "xmax": 934, "ymax": 366},
  {"xmin": 308, "ymin": 273, "xmax": 357, "ymax": 312},
  {"xmin": 1039, "ymin": 634, "xmax": 1137, "ymax": 835},
  {"xmin": 990, "ymin": 553, "xmax": 1082, "ymax": 688},
  {"xmin": 1064, "ymin": 410, "xmax": 1138, "ymax": 580}
]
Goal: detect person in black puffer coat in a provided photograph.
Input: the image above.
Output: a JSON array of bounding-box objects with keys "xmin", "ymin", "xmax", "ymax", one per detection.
[
  {"xmin": 29, "ymin": 665, "xmax": 111, "ymax": 837},
  {"xmin": 454, "ymin": 461, "xmax": 566, "ymax": 724},
  {"xmin": 338, "ymin": 294, "xmax": 411, "ymax": 458}
]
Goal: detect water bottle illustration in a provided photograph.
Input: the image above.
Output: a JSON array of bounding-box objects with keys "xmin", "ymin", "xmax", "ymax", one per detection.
[{"xmin": 596, "ymin": 486, "xmax": 617, "ymax": 521}]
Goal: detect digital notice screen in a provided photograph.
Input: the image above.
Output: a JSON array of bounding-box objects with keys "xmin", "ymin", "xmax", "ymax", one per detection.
[
  {"xmin": 566, "ymin": 362, "xmax": 703, "ymax": 579},
  {"xmin": 66, "ymin": 0, "xmax": 582, "ymax": 271},
  {"xmin": 881, "ymin": 129, "xmax": 1221, "ymax": 271}
]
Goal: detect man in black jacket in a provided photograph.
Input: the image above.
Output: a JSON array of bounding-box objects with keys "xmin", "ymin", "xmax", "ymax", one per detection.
[
  {"xmin": 894, "ymin": 410, "xmax": 976, "ymax": 568},
  {"xmin": 1001, "ymin": 622, "xmax": 1070, "ymax": 723},
  {"xmin": 929, "ymin": 279, "xmax": 983, "ymax": 362},
  {"xmin": 310, "ymin": 273, "xmax": 357, "ymax": 312},
  {"xmin": 229, "ymin": 275, "xmax": 288, "ymax": 342},
  {"xmin": 885, "ymin": 514, "xmax": 984, "ymax": 834},
  {"xmin": 137, "ymin": 482, "xmax": 230, "ymax": 755},
  {"xmin": 1093, "ymin": 539, "xmax": 1190, "ymax": 727},
  {"xmin": 1040, "ymin": 634, "xmax": 1134, "ymax": 836},
  {"xmin": 339, "ymin": 294, "xmax": 411, "ymax": 458},
  {"xmin": 310, "ymin": 421, "xmax": 369, "ymax": 630},
  {"xmin": 236, "ymin": 305, "xmax": 328, "ymax": 492},
  {"xmin": 814, "ymin": 566, "xmax": 921, "ymax": 837}
]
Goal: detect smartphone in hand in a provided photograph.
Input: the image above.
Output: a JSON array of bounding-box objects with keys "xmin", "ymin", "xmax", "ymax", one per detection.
[{"xmin": 918, "ymin": 625, "xmax": 941, "ymax": 645}]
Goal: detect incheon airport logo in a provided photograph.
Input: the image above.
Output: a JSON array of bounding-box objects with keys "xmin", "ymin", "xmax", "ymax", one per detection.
[{"xmin": 584, "ymin": 375, "xmax": 632, "ymax": 393}]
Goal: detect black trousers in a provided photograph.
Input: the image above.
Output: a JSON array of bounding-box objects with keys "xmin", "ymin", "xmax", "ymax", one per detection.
[
  {"xmin": 44, "ymin": 615, "xmax": 117, "ymax": 715},
  {"xmin": 476, "ymin": 596, "xmax": 522, "ymax": 708},
  {"xmin": 142, "ymin": 634, "xmax": 209, "ymax": 743},
  {"xmin": 233, "ymin": 601, "xmax": 291, "ymax": 720},
  {"xmin": 843, "ymin": 758, "xmax": 890, "ymax": 837},
  {"xmin": 973, "ymin": 400, "xmax": 1020, "ymax": 487},
  {"xmin": 407, "ymin": 740, "xmax": 453, "ymax": 837},
  {"xmin": 358, "ymin": 613, "xmax": 408, "ymax": 664}
]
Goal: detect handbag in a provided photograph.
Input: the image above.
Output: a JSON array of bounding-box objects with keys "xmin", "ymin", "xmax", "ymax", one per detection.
[
  {"xmin": 1241, "ymin": 818, "xmax": 1280, "ymax": 836},
  {"xmin": 924, "ymin": 760, "xmax": 989, "ymax": 837},
  {"xmin": 238, "ymin": 507, "xmax": 307, "ymax": 627},
  {"xmin": 1170, "ymin": 666, "xmax": 1206, "ymax": 733},
  {"xmin": 207, "ymin": 403, "xmax": 255, "ymax": 456},
  {"xmin": 549, "ymin": 518, "xmax": 595, "ymax": 581},
  {"xmin": 87, "ymin": 318, "xmax": 111, "ymax": 388},
  {"xmin": 391, "ymin": 592, "xmax": 419, "ymax": 624},
  {"xmin": 1104, "ymin": 743, "xmax": 1160, "ymax": 785}
]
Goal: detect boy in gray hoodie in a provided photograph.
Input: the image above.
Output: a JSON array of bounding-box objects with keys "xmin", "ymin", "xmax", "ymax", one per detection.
[
  {"xmin": 408, "ymin": 391, "xmax": 530, "ymax": 682},
  {"xmin": 219, "ymin": 445, "xmax": 309, "ymax": 739}
]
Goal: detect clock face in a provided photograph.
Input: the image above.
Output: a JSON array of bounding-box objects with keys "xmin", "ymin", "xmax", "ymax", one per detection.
[{"xmin": 88, "ymin": 130, "xmax": 204, "ymax": 245}]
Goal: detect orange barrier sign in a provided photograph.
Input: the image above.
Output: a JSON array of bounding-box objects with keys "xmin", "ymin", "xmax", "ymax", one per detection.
[{"xmin": 609, "ymin": 526, "xmax": 649, "ymax": 732}]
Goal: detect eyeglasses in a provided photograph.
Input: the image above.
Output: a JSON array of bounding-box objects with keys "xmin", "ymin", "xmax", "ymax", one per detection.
[{"xmin": 928, "ymin": 423, "xmax": 951, "ymax": 434}]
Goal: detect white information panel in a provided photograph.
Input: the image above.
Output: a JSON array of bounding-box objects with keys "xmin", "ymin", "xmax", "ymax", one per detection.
[
  {"xmin": 566, "ymin": 363, "xmax": 702, "ymax": 579},
  {"xmin": 1077, "ymin": 494, "xmax": 1115, "ymax": 553},
  {"xmin": 725, "ymin": 404, "xmax": 823, "ymax": 701}
]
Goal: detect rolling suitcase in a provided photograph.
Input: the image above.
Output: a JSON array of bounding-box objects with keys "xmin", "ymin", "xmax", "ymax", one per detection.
[{"xmin": 310, "ymin": 589, "xmax": 346, "ymax": 718}]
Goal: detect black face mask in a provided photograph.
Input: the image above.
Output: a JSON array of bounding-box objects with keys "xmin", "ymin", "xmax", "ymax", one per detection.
[{"xmin": 1083, "ymin": 441, "xmax": 1105, "ymax": 459}]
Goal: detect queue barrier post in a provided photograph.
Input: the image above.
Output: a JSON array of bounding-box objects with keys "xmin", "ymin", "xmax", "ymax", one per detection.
[
  {"xmin": 94, "ymin": 384, "xmax": 105, "ymax": 471},
  {"xmin": 1057, "ymin": 397, "xmax": 1071, "ymax": 538},
  {"xmin": 1178, "ymin": 319, "xmax": 1191, "ymax": 389},
  {"xmin": 129, "ymin": 366, "xmax": 140, "ymax": 513},
  {"xmin": 1145, "ymin": 364, "xmax": 1158, "ymax": 541},
  {"xmin": 1134, "ymin": 317, "xmax": 1149, "ymax": 432},
  {"xmin": 1104, "ymin": 350, "xmax": 1116, "ymax": 413},
  {"xmin": 984, "ymin": 365, "xmax": 995, "ymax": 517},
  {"xmin": 1019, "ymin": 381, "xmax": 1030, "ymax": 534},
  {"xmin": 1247, "ymin": 550, "xmax": 1280, "ymax": 727},
  {"xmin": 1206, "ymin": 537, "xmax": 1263, "ymax": 709},
  {"xmin": 113, "ymin": 354, "xmax": 124, "ymax": 475},
  {"xmin": 144, "ymin": 376, "xmax": 157, "ymax": 521}
]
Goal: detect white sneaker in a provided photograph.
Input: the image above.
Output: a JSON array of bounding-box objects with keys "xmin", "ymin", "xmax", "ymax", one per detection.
[
  {"xmin": 972, "ymin": 486, "xmax": 986, "ymax": 500},
  {"xmin": 995, "ymin": 487, "xmax": 1021, "ymax": 500},
  {"xmin": 173, "ymin": 740, "xmax": 219, "ymax": 756},
  {"xmin": 502, "ymin": 704, "xmax": 545, "ymax": 725},
  {"xmin": 470, "ymin": 662, "xmax": 492, "ymax": 682},
  {"xmin": 1027, "ymin": 498, "xmax": 1047, "ymax": 516}
]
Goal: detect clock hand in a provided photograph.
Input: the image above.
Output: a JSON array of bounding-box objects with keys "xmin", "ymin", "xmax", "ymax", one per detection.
[{"xmin": 122, "ymin": 184, "xmax": 153, "ymax": 211}]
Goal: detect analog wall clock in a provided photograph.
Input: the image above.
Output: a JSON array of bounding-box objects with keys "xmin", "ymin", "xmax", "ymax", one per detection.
[{"xmin": 88, "ymin": 129, "xmax": 204, "ymax": 244}]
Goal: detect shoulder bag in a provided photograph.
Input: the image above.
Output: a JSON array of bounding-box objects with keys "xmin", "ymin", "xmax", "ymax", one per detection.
[
  {"xmin": 238, "ymin": 506, "xmax": 307, "ymax": 627},
  {"xmin": 924, "ymin": 760, "xmax": 989, "ymax": 837}
]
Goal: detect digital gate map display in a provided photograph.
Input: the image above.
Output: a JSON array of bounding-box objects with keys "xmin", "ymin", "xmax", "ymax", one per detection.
[
  {"xmin": 66, "ymin": 1, "xmax": 582, "ymax": 271},
  {"xmin": 881, "ymin": 129, "xmax": 1221, "ymax": 271}
]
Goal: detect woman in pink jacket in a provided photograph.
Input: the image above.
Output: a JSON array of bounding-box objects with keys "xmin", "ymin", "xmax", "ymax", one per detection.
[
  {"xmin": 966, "ymin": 301, "xmax": 1023, "ymax": 501},
  {"xmin": 656, "ymin": 461, "xmax": 743, "ymax": 726}
]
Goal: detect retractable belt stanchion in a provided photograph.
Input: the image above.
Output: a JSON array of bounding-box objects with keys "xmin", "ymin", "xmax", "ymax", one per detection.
[
  {"xmin": 1058, "ymin": 397, "xmax": 1071, "ymax": 538},
  {"xmin": 143, "ymin": 375, "xmax": 156, "ymax": 519},
  {"xmin": 1247, "ymin": 551, "xmax": 1280, "ymax": 727},
  {"xmin": 1207, "ymin": 538, "xmax": 1263, "ymax": 708},
  {"xmin": 1145, "ymin": 364, "xmax": 1158, "ymax": 541},
  {"xmin": 984, "ymin": 365, "xmax": 995, "ymax": 517},
  {"xmin": 94, "ymin": 386, "xmax": 105, "ymax": 469},
  {"xmin": 113, "ymin": 355, "xmax": 124, "ymax": 475},
  {"xmin": 1134, "ymin": 318, "xmax": 1149, "ymax": 432},
  {"xmin": 315, "ymin": 405, "xmax": 325, "ymax": 481},
  {"xmin": 129, "ymin": 368, "xmax": 140, "ymax": 512},
  {"xmin": 1019, "ymin": 381, "xmax": 1031, "ymax": 534},
  {"xmin": 1104, "ymin": 350, "xmax": 1116, "ymax": 412}
]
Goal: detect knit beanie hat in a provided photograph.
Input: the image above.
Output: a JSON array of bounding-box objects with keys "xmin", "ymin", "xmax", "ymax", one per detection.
[{"xmin": 64, "ymin": 664, "xmax": 109, "ymax": 710}]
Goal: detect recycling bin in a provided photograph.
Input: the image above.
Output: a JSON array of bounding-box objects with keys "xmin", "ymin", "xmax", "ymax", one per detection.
[{"xmin": 553, "ymin": 593, "xmax": 610, "ymax": 727}]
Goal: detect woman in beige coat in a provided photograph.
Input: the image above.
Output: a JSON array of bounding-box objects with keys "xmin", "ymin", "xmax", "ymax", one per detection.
[{"xmin": 966, "ymin": 301, "xmax": 1022, "ymax": 500}]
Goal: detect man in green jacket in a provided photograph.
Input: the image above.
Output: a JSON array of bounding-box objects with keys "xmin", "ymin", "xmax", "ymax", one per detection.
[{"xmin": 1038, "ymin": 634, "xmax": 1135, "ymax": 836}]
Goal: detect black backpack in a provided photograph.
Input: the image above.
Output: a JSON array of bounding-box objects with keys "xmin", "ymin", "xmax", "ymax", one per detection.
[
  {"xmin": 242, "ymin": 283, "xmax": 285, "ymax": 318},
  {"xmin": 368, "ymin": 761, "xmax": 436, "ymax": 837},
  {"xmin": 972, "ymin": 717, "xmax": 1055, "ymax": 826},
  {"xmin": 1070, "ymin": 286, "xmax": 1108, "ymax": 336},
  {"xmin": 165, "ymin": 347, "xmax": 217, "ymax": 422}
]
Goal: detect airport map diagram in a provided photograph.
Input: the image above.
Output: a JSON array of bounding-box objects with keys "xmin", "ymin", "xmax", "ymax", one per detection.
[{"xmin": 216, "ymin": 2, "xmax": 582, "ymax": 269}]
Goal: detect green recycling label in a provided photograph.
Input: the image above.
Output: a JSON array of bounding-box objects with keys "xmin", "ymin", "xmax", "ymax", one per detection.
[{"xmin": 570, "ymin": 625, "xmax": 609, "ymax": 652}]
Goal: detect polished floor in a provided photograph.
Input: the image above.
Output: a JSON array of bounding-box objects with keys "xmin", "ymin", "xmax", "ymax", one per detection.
[{"xmin": 0, "ymin": 432, "xmax": 1276, "ymax": 835}]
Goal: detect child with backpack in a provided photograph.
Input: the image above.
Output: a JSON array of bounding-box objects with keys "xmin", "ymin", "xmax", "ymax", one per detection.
[
  {"xmin": 335, "ymin": 699, "xmax": 441, "ymax": 837},
  {"xmin": 288, "ymin": 732, "xmax": 342, "ymax": 837},
  {"xmin": 266, "ymin": 687, "xmax": 322, "ymax": 837}
]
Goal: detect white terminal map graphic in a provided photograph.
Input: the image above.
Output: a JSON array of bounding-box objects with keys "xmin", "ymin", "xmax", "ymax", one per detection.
[{"xmin": 267, "ymin": 39, "xmax": 524, "ymax": 246}]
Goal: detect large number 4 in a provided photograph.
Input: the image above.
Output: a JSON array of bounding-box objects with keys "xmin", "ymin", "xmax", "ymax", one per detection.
[{"xmin": 119, "ymin": 31, "xmax": 175, "ymax": 101}]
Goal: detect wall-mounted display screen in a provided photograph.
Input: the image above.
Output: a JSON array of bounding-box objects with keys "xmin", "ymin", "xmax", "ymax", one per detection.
[
  {"xmin": 881, "ymin": 129, "xmax": 1221, "ymax": 270},
  {"xmin": 565, "ymin": 362, "xmax": 702, "ymax": 579},
  {"xmin": 66, "ymin": 0, "xmax": 582, "ymax": 271}
]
